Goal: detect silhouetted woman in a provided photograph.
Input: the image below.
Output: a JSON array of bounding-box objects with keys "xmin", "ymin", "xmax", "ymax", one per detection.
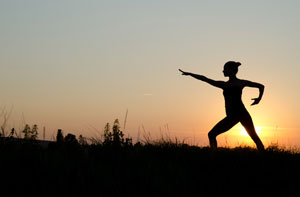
[{"xmin": 179, "ymin": 61, "xmax": 265, "ymax": 150}]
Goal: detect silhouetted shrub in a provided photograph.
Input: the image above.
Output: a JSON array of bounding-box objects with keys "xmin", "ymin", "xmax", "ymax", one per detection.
[
  {"xmin": 103, "ymin": 119, "xmax": 132, "ymax": 147},
  {"xmin": 78, "ymin": 135, "xmax": 88, "ymax": 145},
  {"xmin": 64, "ymin": 133, "xmax": 78, "ymax": 145}
]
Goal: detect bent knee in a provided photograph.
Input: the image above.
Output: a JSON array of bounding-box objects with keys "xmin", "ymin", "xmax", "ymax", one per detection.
[{"xmin": 208, "ymin": 131, "xmax": 216, "ymax": 139}]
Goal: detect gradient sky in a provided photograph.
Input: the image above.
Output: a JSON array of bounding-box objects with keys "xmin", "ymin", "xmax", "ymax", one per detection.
[{"xmin": 1, "ymin": 0, "xmax": 300, "ymax": 147}]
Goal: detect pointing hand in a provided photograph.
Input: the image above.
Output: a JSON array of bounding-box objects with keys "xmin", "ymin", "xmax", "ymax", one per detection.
[{"xmin": 179, "ymin": 69, "xmax": 190, "ymax": 76}]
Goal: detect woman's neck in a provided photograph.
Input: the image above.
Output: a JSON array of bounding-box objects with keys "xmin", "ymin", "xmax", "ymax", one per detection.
[{"xmin": 228, "ymin": 75, "xmax": 237, "ymax": 81}]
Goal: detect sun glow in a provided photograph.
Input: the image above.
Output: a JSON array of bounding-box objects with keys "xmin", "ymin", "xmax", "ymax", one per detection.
[{"xmin": 238, "ymin": 126, "xmax": 262, "ymax": 137}]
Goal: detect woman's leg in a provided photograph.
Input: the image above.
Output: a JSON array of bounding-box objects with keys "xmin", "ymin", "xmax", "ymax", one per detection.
[
  {"xmin": 240, "ymin": 112, "xmax": 265, "ymax": 151},
  {"xmin": 208, "ymin": 117, "xmax": 239, "ymax": 149}
]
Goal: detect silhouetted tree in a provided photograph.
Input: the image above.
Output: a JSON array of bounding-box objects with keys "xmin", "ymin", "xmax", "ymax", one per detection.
[
  {"xmin": 112, "ymin": 119, "xmax": 124, "ymax": 146},
  {"xmin": 103, "ymin": 123, "xmax": 112, "ymax": 144},
  {"xmin": 56, "ymin": 129, "xmax": 64, "ymax": 144},
  {"xmin": 32, "ymin": 125, "xmax": 38, "ymax": 138},
  {"xmin": 22, "ymin": 124, "xmax": 38, "ymax": 140}
]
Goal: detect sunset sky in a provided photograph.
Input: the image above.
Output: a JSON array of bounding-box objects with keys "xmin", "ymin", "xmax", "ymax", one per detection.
[{"xmin": 1, "ymin": 0, "xmax": 300, "ymax": 147}]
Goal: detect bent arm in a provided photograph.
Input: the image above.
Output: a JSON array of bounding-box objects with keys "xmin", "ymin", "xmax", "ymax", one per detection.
[
  {"xmin": 244, "ymin": 80, "xmax": 265, "ymax": 105},
  {"xmin": 179, "ymin": 69, "xmax": 225, "ymax": 89}
]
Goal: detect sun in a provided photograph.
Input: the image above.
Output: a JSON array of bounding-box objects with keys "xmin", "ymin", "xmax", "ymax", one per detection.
[{"xmin": 238, "ymin": 126, "xmax": 262, "ymax": 136}]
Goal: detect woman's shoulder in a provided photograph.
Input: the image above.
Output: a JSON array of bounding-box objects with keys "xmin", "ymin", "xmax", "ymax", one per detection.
[
  {"xmin": 224, "ymin": 79, "xmax": 246, "ymax": 88},
  {"xmin": 235, "ymin": 79, "xmax": 250, "ymax": 86},
  {"xmin": 238, "ymin": 79, "xmax": 256, "ymax": 86}
]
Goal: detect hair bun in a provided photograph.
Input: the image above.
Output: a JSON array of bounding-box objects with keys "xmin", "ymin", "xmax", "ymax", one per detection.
[{"xmin": 236, "ymin": 62, "xmax": 241, "ymax": 67}]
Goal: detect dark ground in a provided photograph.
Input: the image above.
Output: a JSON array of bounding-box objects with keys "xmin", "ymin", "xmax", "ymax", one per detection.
[{"xmin": 0, "ymin": 140, "xmax": 299, "ymax": 197}]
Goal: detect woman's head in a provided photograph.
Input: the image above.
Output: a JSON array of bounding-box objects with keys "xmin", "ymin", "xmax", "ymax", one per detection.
[{"xmin": 223, "ymin": 61, "xmax": 241, "ymax": 77}]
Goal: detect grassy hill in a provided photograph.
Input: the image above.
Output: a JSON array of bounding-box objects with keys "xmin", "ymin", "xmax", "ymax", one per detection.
[{"xmin": 0, "ymin": 138, "xmax": 299, "ymax": 197}]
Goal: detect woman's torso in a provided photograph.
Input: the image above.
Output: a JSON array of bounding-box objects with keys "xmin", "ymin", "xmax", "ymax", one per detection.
[{"xmin": 222, "ymin": 80, "xmax": 247, "ymax": 116}]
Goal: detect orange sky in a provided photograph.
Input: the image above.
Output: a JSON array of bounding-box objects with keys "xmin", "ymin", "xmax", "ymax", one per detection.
[{"xmin": 1, "ymin": 1, "xmax": 300, "ymax": 148}]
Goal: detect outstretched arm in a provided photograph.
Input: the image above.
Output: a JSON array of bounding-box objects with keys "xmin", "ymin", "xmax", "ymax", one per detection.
[
  {"xmin": 179, "ymin": 69, "xmax": 225, "ymax": 89},
  {"xmin": 244, "ymin": 80, "xmax": 265, "ymax": 106}
]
